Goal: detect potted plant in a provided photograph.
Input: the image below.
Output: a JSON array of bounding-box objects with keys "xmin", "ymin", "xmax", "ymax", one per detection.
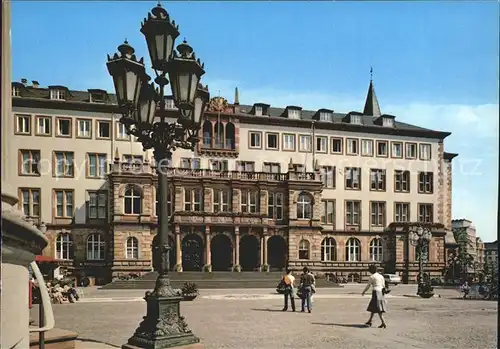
[
  {"xmin": 233, "ymin": 264, "xmax": 242, "ymax": 272},
  {"xmin": 181, "ymin": 282, "xmax": 199, "ymax": 301},
  {"xmin": 260, "ymin": 264, "xmax": 270, "ymax": 272},
  {"xmin": 174, "ymin": 264, "xmax": 183, "ymax": 272},
  {"xmin": 202, "ymin": 264, "xmax": 212, "ymax": 273}
]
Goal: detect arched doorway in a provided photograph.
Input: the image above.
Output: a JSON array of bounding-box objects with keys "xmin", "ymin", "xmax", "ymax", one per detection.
[
  {"xmin": 267, "ymin": 235, "xmax": 287, "ymax": 271},
  {"xmin": 211, "ymin": 234, "xmax": 233, "ymax": 271},
  {"xmin": 152, "ymin": 234, "xmax": 176, "ymax": 271},
  {"xmin": 182, "ymin": 234, "xmax": 204, "ymax": 271},
  {"xmin": 239, "ymin": 235, "xmax": 260, "ymax": 271}
]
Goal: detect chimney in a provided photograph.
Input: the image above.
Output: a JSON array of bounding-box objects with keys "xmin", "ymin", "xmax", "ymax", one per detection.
[
  {"xmin": 21, "ymin": 78, "xmax": 28, "ymax": 86},
  {"xmin": 32, "ymin": 80, "xmax": 39, "ymax": 88}
]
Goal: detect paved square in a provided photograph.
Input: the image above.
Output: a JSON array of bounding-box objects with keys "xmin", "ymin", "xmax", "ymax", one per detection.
[{"xmin": 32, "ymin": 287, "xmax": 498, "ymax": 349}]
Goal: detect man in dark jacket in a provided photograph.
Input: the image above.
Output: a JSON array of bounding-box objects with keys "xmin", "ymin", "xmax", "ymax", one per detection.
[{"xmin": 299, "ymin": 267, "xmax": 315, "ymax": 313}]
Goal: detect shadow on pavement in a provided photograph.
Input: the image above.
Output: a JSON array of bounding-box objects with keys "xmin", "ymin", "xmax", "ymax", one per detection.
[
  {"xmin": 312, "ymin": 323, "xmax": 369, "ymax": 329},
  {"xmin": 250, "ymin": 308, "xmax": 284, "ymax": 312},
  {"xmin": 78, "ymin": 338, "xmax": 120, "ymax": 348}
]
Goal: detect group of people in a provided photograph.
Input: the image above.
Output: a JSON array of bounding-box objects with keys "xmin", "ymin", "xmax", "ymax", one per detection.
[{"xmin": 279, "ymin": 265, "xmax": 388, "ymax": 328}]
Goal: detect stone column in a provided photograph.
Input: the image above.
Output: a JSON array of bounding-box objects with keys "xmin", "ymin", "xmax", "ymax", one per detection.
[
  {"xmin": 260, "ymin": 235, "xmax": 265, "ymax": 267},
  {"xmin": 205, "ymin": 226, "xmax": 211, "ymax": 266},
  {"xmin": 263, "ymin": 232, "xmax": 269, "ymax": 265},
  {"xmin": 234, "ymin": 226, "xmax": 240, "ymax": 266},
  {"xmin": 175, "ymin": 225, "xmax": 182, "ymax": 268},
  {"xmin": 1, "ymin": 0, "xmax": 12, "ymax": 184}
]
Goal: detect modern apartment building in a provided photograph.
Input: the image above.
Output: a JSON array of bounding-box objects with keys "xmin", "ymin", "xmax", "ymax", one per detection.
[
  {"xmin": 484, "ymin": 240, "xmax": 498, "ymax": 273},
  {"xmin": 8, "ymin": 78, "xmax": 458, "ymax": 284},
  {"xmin": 451, "ymin": 219, "xmax": 485, "ymax": 274}
]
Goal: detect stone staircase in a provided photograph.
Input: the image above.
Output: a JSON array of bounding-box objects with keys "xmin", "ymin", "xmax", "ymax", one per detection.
[{"xmin": 101, "ymin": 272, "xmax": 342, "ymax": 289}]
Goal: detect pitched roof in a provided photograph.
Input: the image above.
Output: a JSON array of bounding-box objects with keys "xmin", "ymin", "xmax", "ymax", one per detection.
[{"xmin": 363, "ymin": 80, "xmax": 381, "ymax": 117}]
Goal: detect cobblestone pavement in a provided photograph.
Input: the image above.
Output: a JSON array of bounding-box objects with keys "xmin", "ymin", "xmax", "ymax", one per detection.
[{"xmin": 31, "ymin": 288, "xmax": 497, "ymax": 349}]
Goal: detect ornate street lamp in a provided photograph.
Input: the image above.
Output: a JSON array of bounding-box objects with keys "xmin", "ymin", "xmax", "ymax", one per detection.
[
  {"xmin": 408, "ymin": 224, "xmax": 433, "ymax": 298},
  {"xmin": 106, "ymin": 3, "xmax": 209, "ymax": 349}
]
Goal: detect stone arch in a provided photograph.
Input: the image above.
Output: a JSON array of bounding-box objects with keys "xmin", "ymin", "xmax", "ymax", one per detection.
[
  {"xmin": 239, "ymin": 235, "xmax": 260, "ymax": 271},
  {"xmin": 119, "ymin": 183, "xmax": 144, "ymax": 198},
  {"xmin": 202, "ymin": 120, "xmax": 213, "ymax": 147},
  {"xmin": 182, "ymin": 234, "xmax": 204, "ymax": 271},
  {"xmin": 214, "ymin": 122, "xmax": 225, "ymax": 146},
  {"xmin": 267, "ymin": 235, "xmax": 287, "ymax": 271},
  {"xmin": 211, "ymin": 234, "xmax": 233, "ymax": 271},
  {"xmin": 292, "ymin": 190, "xmax": 315, "ymax": 204}
]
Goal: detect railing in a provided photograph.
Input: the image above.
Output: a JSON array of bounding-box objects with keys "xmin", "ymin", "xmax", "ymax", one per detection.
[
  {"xmin": 164, "ymin": 169, "xmax": 319, "ymax": 181},
  {"xmin": 201, "ymin": 137, "xmax": 235, "ymax": 150},
  {"xmin": 29, "ymin": 261, "xmax": 55, "ymax": 349},
  {"xmin": 120, "ymin": 162, "xmax": 144, "ymax": 172}
]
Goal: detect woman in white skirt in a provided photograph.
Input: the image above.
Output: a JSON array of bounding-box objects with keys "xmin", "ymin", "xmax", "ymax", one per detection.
[{"xmin": 361, "ymin": 264, "xmax": 387, "ymax": 328}]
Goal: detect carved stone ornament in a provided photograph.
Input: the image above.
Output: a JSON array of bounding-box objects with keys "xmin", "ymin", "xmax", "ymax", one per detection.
[{"xmin": 207, "ymin": 96, "xmax": 230, "ymax": 113}]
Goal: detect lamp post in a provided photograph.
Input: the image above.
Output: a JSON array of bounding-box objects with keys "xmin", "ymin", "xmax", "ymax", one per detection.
[
  {"xmin": 106, "ymin": 3, "xmax": 209, "ymax": 349},
  {"xmin": 408, "ymin": 225, "xmax": 433, "ymax": 297}
]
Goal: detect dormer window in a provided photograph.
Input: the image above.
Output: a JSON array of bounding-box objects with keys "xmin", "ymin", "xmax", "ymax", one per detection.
[
  {"xmin": 90, "ymin": 92, "xmax": 104, "ymax": 103},
  {"xmin": 50, "ymin": 89, "xmax": 66, "ymax": 100},
  {"xmin": 288, "ymin": 109, "xmax": 300, "ymax": 119},
  {"xmin": 255, "ymin": 106, "xmax": 263, "ymax": 116},
  {"xmin": 350, "ymin": 114, "xmax": 362, "ymax": 125},
  {"xmin": 12, "ymin": 86, "xmax": 20, "ymax": 97},
  {"xmin": 319, "ymin": 111, "xmax": 332, "ymax": 122},
  {"xmin": 382, "ymin": 117, "xmax": 394, "ymax": 127}
]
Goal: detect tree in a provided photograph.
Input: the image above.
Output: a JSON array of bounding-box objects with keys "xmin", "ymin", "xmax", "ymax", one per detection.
[{"xmin": 452, "ymin": 227, "xmax": 475, "ymax": 279}]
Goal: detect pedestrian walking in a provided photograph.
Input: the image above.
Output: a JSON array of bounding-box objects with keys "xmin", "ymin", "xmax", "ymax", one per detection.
[
  {"xmin": 281, "ymin": 268, "xmax": 296, "ymax": 312},
  {"xmin": 362, "ymin": 264, "xmax": 388, "ymax": 328}
]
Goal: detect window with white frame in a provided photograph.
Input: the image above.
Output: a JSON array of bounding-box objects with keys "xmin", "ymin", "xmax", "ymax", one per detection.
[
  {"xmin": 345, "ymin": 200, "xmax": 360, "ymax": 225},
  {"xmin": 54, "ymin": 151, "xmax": 74, "ymax": 177},
  {"xmin": 283, "ymin": 134, "xmax": 295, "ymax": 151},
  {"xmin": 210, "ymin": 159, "xmax": 228, "ymax": 171},
  {"xmin": 395, "ymin": 202, "xmax": 410, "ymax": 222},
  {"xmin": 406, "ymin": 143, "xmax": 417, "ymax": 159},
  {"xmin": 345, "ymin": 238, "xmax": 361, "ymax": 261},
  {"xmin": 320, "ymin": 166, "xmax": 335, "ymax": 188},
  {"xmin": 296, "ymin": 193, "xmax": 312, "ymax": 219},
  {"xmin": 394, "ymin": 170, "xmax": 410, "ymax": 192},
  {"xmin": 213, "ymin": 189, "xmax": 230, "ymax": 213},
  {"xmin": 241, "ymin": 190, "xmax": 258, "ymax": 213},
  {"xmin": 180, "ymin": 157, "xmax": 201, "ymax": 169},
  {"xmin": 55, "ymin": 233, "xmax": 73, "ymax": 260},
  {"xmin": 77, "ymin": 119, "xmax": 91, "ymax": 138},
  {"xmin": 361, "ymin": 139, "xmax": 373, "ymax": 156},
  {"xmin": 254, "ymin": 105, "xmax": 263, "ymax": 116},
  {"xmin": 319, "ymin": 111, "xmax": 332, "ymax": 122},
  {"xmin": 263, "ymin": 162, "xmax": 280, "ymax": 173},
  {"xmin": 20, "ymin": 188, "xmax": 40, "ymax": 217},
  {"xmin": 237, "ymin": 161, "xmax": 255, "ymax": 172},
  {"xmin": 249, "ymin": 132, "xmax": 262, "ymax": 148},
  {"xmin": 87, "ymin": 153, "xmax": 107, "ymax": 178},
  {"xmin": 126, "ymin": 237, "xmax": 139, "ymax": 259},
  {"xmin": 350, "ymin": 114, "xmax": 362, "ymax": 125},
  {"xmin": 57, "ymin": 118, "xmax": 71, "ymax": 137},
  {"xmin": 321, "ymin": 200, "xmax": 335, "ymax": 225},
  {"xmin": 418, "ymin": 172, "xmax": 434, "ymax": 194},
  {"xmin": 184, "ymin": 188, "xmax": 202, "ymax": 212},
  {"xmin": 12, "ymin": 86, "xmax": 20, "ymax": 97},
  {"xmin": 88, "ymin": 191, "xmax": 107, "ymax": 219},
  {"xmin": 50, "ymin": 89, "xmax": 66, "ymax": 100},
  {"xmin": 36, "ymin": 116, "xmax": 51, "ymax": 135},
  {"xmin": 116, "ymin": 122, "xmax": 129, "ymax": 139},
  {"xmin": 20, "ymin": 149, "xmax": 40, "ymax": 175},
  {"xmin": 370, "ymin": 169, "xmax": 386, "ymax": 191},
  {"xmin": 331, "ymin": 138, "xmax": 343, "ymax": 154},
  {"xmin": 299, "ymin": 135, "xmax": 311, "ymax": 152},
  {"xmin": 87, "ymin": 233, "xmax": 105, "ymax": 260},
  {"xmin": 382, "ymin": 117, "xmax": 394, "ymax": 127},
  {"xmin": 370, "ymin": 201, "xmax": 386, "ymax": 227},
  {"xmin": 418, "ymin": 204, "xmax": 433, "ymax": 223},
  {"xmin": 376, "ymin": 141, "xmax": 388, "ymax": 157},
  {"xmin": 392, "ymin": 142, "xmax": 403, "ymax": 158},
  {"xmin": 345, "ymin": 167, "xmax": 361, "ymax": 190},
  {"xmin": 298, "ymin": 239, "xmax": 310, "ymax": 259},
  {"xmin": 55, "ymin": 190, "xmax": 74, "ymax": 218},
  {"xmin": 370, "ymin": 238, "xmax": 384, "ymax": 261},
  {"xmin": 346, "ymin": 138, "xmax": 359, "ymax": 155},
  {"xmin": 288, "ymin": 109, "xmax": 300, "ymax": 119},
  {"xmin": 267, "ymin": 192, "xmax": 283, "ymax": 220},
  {"xmin": 124, "ymin": 186, "xmax": 142, "ymax": 214},
  {"xmin": 97, "ymin": 121, "xmax": 111, "ymax": 139},
  {"xmin": 16, "ymin": 114, "xmax": 31, "ymax": 134},
  {"xmin": 315, "ymin": 136, "xmax": 327, "ymax": 153},
  {"xmin": 266, "ymin": 133, "xmax": 279, "ymax": 149},
  {"xmin": 419, "ymin": 144, "xmax": 431, "ymax": 160},
  {"xmin": 321, "ymin": 237, "xmax": 336, "ymax": 261}
]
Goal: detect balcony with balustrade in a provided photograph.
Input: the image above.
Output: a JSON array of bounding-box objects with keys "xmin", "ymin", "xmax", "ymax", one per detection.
[{"xmin": 198, "ymin": 120, "xmax": 238, "ymax": 157}]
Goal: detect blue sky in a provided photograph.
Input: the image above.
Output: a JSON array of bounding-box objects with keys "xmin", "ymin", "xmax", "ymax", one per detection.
[{"xmin": 12, "ymin": 1, "xmax": 499, "ymax": 241}]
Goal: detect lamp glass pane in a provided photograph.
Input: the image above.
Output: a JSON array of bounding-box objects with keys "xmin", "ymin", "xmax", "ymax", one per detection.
[
  {"xmin": 189, "ymin": 75, "xmax": 199, "ymax": 104},
  {"xmin": 148, "ymin": 99, "xmax": 157, "ymax": 124},
  {"xmin": 178, "ymin": 72, "xmax": 190, "ymax": 102},
  {"xmin": 193, "ymin": 96, "xmax": 203, "ymax": 124},
  {"xmin": 146, "ymin": 36, "xmax": 158, "ymax": 63},
  {"xmin": 155, "ymin": 35, "xmax": 165, "ymax": 61},
  {"xmin": 113, "ymin": 75, "xmax": 125, "ymax": 103},
  {"xmin": 125, "ymin": 71, "xmax": 138, "ymax": 102},
  {"xmin": 166, "ymin": 35, "xmax": 174, "ymax": 61}
]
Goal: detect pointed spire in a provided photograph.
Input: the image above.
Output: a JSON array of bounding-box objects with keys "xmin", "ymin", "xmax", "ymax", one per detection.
[
  {"xmin": 114, "ymin": 147, "xmax": 120, "ymax": 160},
  {"xmin": 234, "ymin": 87, "xmax": 239, "ymax": 105},
  {"xmin": 363, "ymin": 67, "xmax": 381, "ymax": 117},
  {"xmin": 288, "ymin": 157, "xmax": 294, "ymax": 170}
]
